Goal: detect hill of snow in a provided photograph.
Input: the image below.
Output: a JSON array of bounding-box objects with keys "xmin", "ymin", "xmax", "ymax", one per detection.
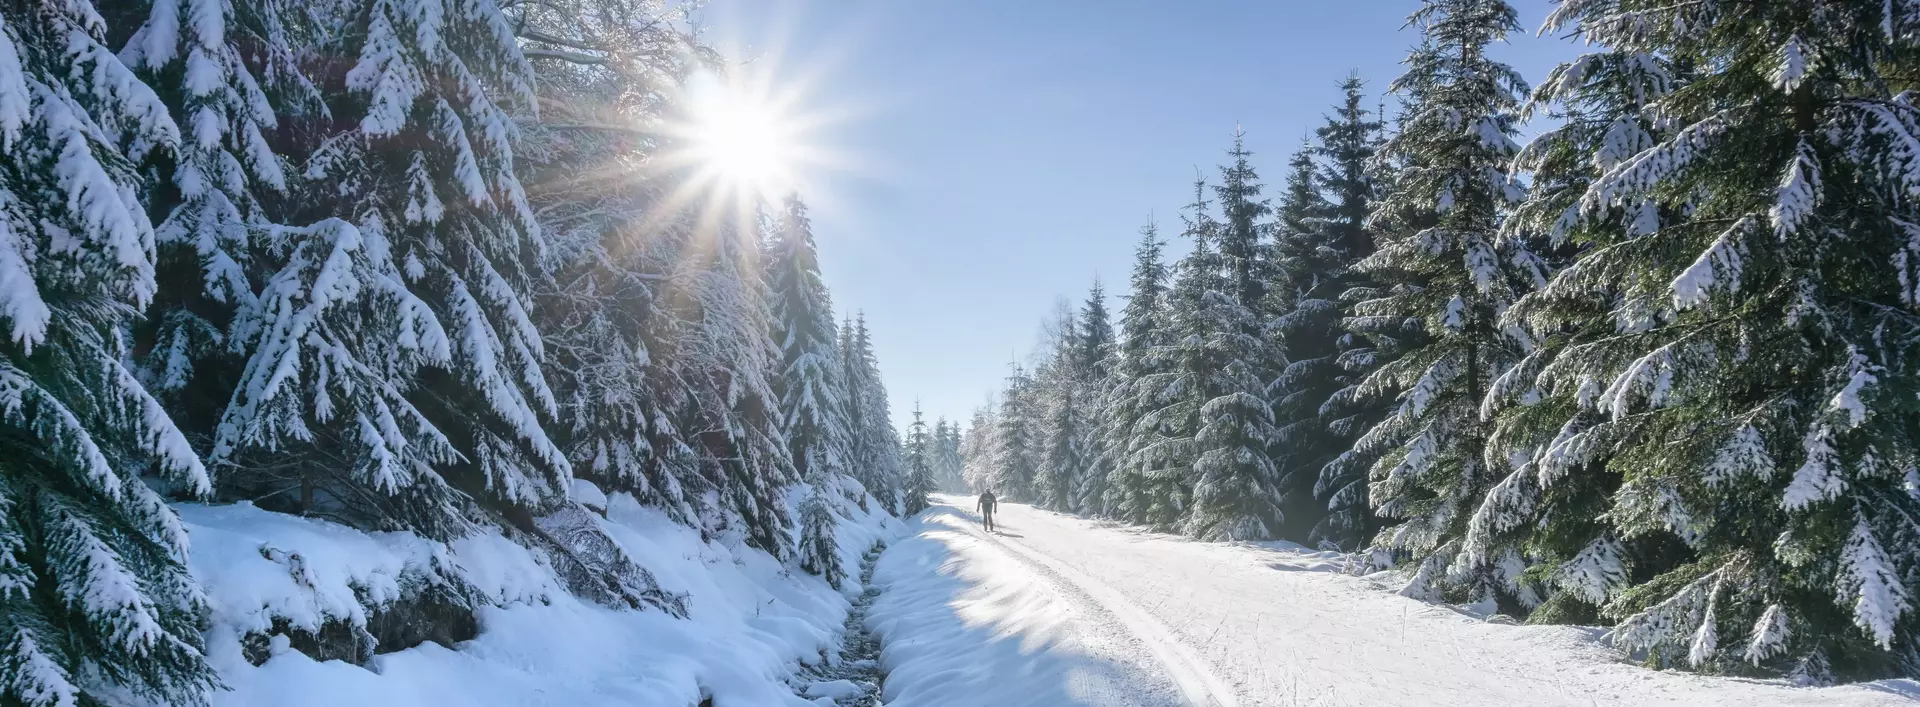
[{"xmin": 146, "ymin": 478, "xmax": 903, "ymax": 707}]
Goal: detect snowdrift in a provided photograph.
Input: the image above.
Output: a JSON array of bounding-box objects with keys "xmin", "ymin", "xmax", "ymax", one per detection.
[{"xmin": 156, "ymin": 478, "xmax": 903, "ymax": 707}]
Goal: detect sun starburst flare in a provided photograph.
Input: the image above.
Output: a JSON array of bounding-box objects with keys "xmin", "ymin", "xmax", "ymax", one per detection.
[
  {"xmin": 655, "ymin": 66, "xmax": 846, "ymax": 232},
  {"xmin": 687, "ymin": 85, "xmax": 797, "ymax": 195}
]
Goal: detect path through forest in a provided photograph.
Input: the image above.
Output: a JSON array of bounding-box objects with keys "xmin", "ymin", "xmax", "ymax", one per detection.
[{"xmin": 863, "ymin": 495, "xmax": 1920, "ymax": 707}]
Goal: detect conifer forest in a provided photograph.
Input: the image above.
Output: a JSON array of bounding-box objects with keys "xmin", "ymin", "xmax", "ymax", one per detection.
[
  {"xmin": 961, "ymin": 0, "xmax": 1920, "ymax": 686},
  {"xmin": 2, "ymin": 0, "xmax": 1919, "ymax": 705},
  {"xmin": 0, "ymin": 0, "xmax": 914, "ymax": 701}
]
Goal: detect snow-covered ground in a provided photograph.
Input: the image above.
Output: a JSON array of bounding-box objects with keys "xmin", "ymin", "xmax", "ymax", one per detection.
[
  {"xmin": 166, "ymin": 479, "xmax": 903, "ymax": 707},
  {"xmin": 866, "ymin": 495, "xmax": 1920, "ymax": 707},
  {"xmin": 147, "ymin": 489, "xmax": 1918, "ymax": 707}
]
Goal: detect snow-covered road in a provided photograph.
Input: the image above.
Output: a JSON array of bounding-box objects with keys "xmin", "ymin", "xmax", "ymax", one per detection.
[{"xmin": 865, "ymin": 495, "xmax": 1919, "ymax": 707}]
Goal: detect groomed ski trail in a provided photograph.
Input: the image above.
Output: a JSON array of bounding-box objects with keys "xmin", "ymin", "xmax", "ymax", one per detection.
[
  {"xmin": 865, "ymin": 495, "xmax": 1920, "ymax": 707},
  {"xmin": 866, "ymin": 504, "xmax": 1199, "ymax": 707},
  {"xmin": 979, "ymin": 522, "xmax": 1240, "ymax": 707}
]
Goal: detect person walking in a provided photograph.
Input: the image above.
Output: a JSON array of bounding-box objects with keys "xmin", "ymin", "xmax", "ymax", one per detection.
[{"xmin": 976, "ymin": 490, "xmax": 998, "ymax": 532}]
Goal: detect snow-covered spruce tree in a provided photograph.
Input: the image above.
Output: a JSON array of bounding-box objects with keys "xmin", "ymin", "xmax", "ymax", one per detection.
[
  {"xmin": 1469, "ymin": 45, "xmax": 1685, "ymax": 628},
  {"xmin": 988, "ymin": 364, "xmax": 1039, "ymax": 501},
  {"xmin": 960, "ymin": 406, "xmax": 996, "ymax": 491},
  {"xmin": 764, "ymin": 195, "xmax": 853, "ymax": 580},
  {"xmin": 902, "ymin": 402, "xmax": 934, "ymax": 516},
  {"xmin": 927, "ymin": 420, "xmax": 942, "ymax": 491},
  {"xmin": 929, "ymin": 420, "xmax": 945, "ymax": 472},
  {"xmin": 1266, "ymin": 139, "xmax": 1341, "ymax": 542},
  {"xmin": 766, "ymin": 196, "xmax": 850, "ymax": 486},
  {"xmin": 418, "ymin": 7, "xmax": 699, "ymax": 612},
  {"xmin": 117, "ymin": 0, "xmax": 326, "ymax": 440},
  {"xmin": 1078, "ymin": 279, "xmax": 1115, "ymax": 382},
  {"xmin": 836, "ymin": 317, "xmax": 866, "ymax": 497},
  {"xmin": 842, "ymin": 315, "xmax": 904, "ymax": 511},
  {"xmin": 795, "ymin": 488, "xmax": 842, "ymax": 589},
  {"xmin": 1129, "ymin": 181, "xmax": 1226, "ymax": 532},
  {"xmin": 535, "ymin": 181, "xmax": 704, "ymax": 526},
  {"xmin": 1484, "ymin": 0, "xmax": 1920, "ymax": 680},
  {"xmin": 1268, "ymin": 140, "xmax": 1335, "ymax": 326},
  {"xmin": 215, "ymin": 213, "xmax": 480, "ymax": 533},
  {"xmin": 868, "ymin": 325, "xmax": 906, "ymax": 507},
  {"xmin": 117, "ymin": 0, "xmax": 478, "ymax": 536},
  {"xmin": 1035, "ymin": 302, "xmax": 1086, "ymax": 511},
  {"xmin": 0, "ymin": 3, "xmax": 222, "ymax": 702},
  {"xmin": 1216, "ymin": 128, "xmax": 1273, "ymax": 326},
  {"xmin": 1184, "ymin": 147, "xmax": 1286, "ymax": 541},
  {"xmin": 1104, "ymin": 221, "xmax": 1175, "ymax": 524},
  {"xmin": 1320, "ymin": 77, "xmax": 1428, "ymax": 553},
  {"xmin": 1321, "ymin": 75, "xmax": 1387, "ymax": 266},
  {"xmin": 947, "ymin": 420, "xmax": 968, "ymax": 491},
  {"xmin": 1353, "ymin": 0, "xmax": 1544, "ymax": 604},
  {"xmin": 1071, "ymin": 279, "xmax": 1115, "ymax": 514},
  {"xmin": 932, "ymin": 417, "xmax": 965, "ymax": 492},
  {"xmin": 518, "ymin": 0, "xmax": 711, "ymax": 526},
  {"xmin": 212, "ymin": 0, "xmax": 572, "ymax": 534},
  {"xmin": 941, "ymin": 418, "xmax": 960, "ymax": 491},
  {"xmin": 1275, "ymin": 77, "xmax": 1387, "ymax": 548},
  {"xmin": 658, "ymin": 204, "xmax": 795, "ymax": 555},
  {"xmin": 1186, "ymin": 309, "xmax": 1285, "ymax": 540}
]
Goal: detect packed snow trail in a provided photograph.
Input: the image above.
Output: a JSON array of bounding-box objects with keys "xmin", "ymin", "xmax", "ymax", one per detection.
[
  {"xmin": 866, "ymin": 507, "xmax": 1205, "ymax": 707},
  {"xmin": 865, "ymin": 495, "xmax": 1920, "ymax": 707}
]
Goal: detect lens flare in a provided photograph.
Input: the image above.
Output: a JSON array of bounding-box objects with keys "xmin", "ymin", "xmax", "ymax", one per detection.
[
  {"xmin": 685, "ymin": 76, "xmax": 799, "ymax": 199},
  {"xmin": 651, "ymin": 52, "xmax": 866, "ymax": 240}
]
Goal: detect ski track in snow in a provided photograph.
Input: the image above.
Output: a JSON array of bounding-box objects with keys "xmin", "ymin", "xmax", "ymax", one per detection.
[
  {"xmin": 977, "ymin": 522, "xmax": 1240, "ymax": 707},
  {"xmin": 867, "ymin": 508, "xmax": 1193, "ymax": 707},
  {"xmin": 870, "ymin": 495, "xmax": 1920, "ymax": 707}
]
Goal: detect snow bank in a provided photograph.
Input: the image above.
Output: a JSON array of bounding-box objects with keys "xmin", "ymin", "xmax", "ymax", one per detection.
[{"xmin": 169, "ymin": 480, "xmax": 904, "ymax": 707}]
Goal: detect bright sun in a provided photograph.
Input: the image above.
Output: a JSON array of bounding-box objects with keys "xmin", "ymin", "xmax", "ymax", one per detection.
[
  {"xmin": 684, "ymin": 74, "xmax": 801, "ymax": 201},
  {"xmin": 658, "ymin": 64, "xmax": 853, "ymax": 226}
]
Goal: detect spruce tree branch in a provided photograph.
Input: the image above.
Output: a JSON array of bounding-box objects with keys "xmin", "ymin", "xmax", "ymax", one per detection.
[
  {"xmin": 517, "ymin": 28, "xmax": 608, "ymax": 53},
  {"xmin": 524, "ymin": 48, "xmax": 610, "ymax": 65},
  {"xmin": 540, "ymin": 123, "xmax": 659, "ymax": 137}
]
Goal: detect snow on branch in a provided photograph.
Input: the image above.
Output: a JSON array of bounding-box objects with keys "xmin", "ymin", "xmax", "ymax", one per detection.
[
  {"xmin": 1397, "ymin": 357, "xmax": 1459, "ymax": 421},
  {"xmin": 1459, "ymin": 461, "xmax": 1540, "ymax": 565},
  {"xmin": 41, "ymin": 499, "xmax": 170, "ymax": 654},
  {"xmin": 1613, "ymin": 561, "xmax": 1734, "ymax": 662},
  {"xmin": 345, "ymin": 2, "xmax": 425, "ymax": 137},
  {"xmin": 1894, "ymin": 217, "xmax": 1920, "ymax": 309},
  {"xmin": 1828, "ymin": 347, "xmax": 1879, "ymax": 430},
  {"xmin": 1769, "ymin": 140, "xmax": 1821, "ymax": 239},
  {"xmin": 1555, "ymin": 536, "xmax": 1628, "ymax": 604},
  {"xmin": 1597, "ymin": 341, "xmax": 1676, "ymax": 420},
  {"xmin": 1535, "ymin": 417, "xmax": 1607, "ymax": 487},
  {"xmin": 1838, "ymin": 516, "xmax": 1911, "ymax": 648},
  {"xmin": 2, "ymin": 626, "xmax": 80, "ymax": 707},
  {"xmin": 1745, "ymin": 604, "xmax": 1791, "ymax": 666},
  {"xmin": 1584, "ymin": 112, "xmax": 1731, "ymax": 216},
  {"xmin": 0, "ymin": 218, "xmax": 49, "ymax": 348},
  {"xmin": 1704, "ymin": 423, "xmax": 1773, "ymax": 487},
  {"xmin": 1771, "ymin": 34, "xmax": 1814, "ymax": 93},
  {"xmin": 522, "ymin": 48, "xmax": 609, "ymax": 65},
  {"xmin": 0, "ymin": 15, "xmax": 29, "ymax": 148},
  {"xmin": 1671, "ymin": 216, "xmax": 1755, "ymax": 310},
  {"xmin": 1782, "ymin": 423, "xmax": 1846, "ymax": 510}
]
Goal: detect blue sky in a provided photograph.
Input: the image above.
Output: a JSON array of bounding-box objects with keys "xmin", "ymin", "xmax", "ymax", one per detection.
[{"xmin": 701, "ymin": 1, "xmax": 1583, "ymax": 432}]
